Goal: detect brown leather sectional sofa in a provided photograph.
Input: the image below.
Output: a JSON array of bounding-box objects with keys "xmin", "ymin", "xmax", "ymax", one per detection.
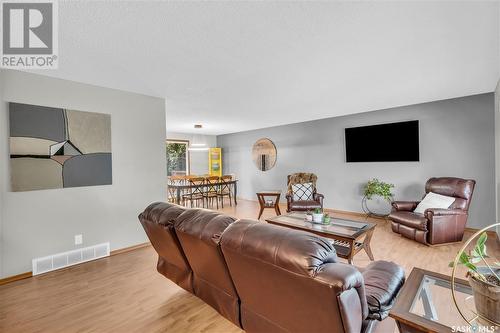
[{"xmin": 139, "ymin": 202, "xmax": 405, "ymax": 333}]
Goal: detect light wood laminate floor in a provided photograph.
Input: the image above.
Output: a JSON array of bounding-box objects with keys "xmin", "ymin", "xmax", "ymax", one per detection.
[{"xmin": 0, "ymin": 199, "xmax": 498, "ymax": 333}]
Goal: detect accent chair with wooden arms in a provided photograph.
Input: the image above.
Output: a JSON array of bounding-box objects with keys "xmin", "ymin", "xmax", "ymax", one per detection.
[
  {"xmin": 286, "ymin": 172, "xmax": 324, "ymax": 212},
  {"xmin": 389, "ymin": 177, "xmax": 475, "ymax": 245}
]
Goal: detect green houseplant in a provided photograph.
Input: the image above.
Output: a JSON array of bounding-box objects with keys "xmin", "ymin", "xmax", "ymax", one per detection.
[
  {"xmin": 323, "ymin": 213, "xmax": 331, "ymax": 225},
  {"xmin": 362, "ymin": 179, "xmax": 394, "ymax": 217},
  {"xmin": 363, "ymin": 178, "xmax": 394, "ymax": 201},
  {"xmin": 449, "ymin": 232, "xmax": 500, "ymax": 325}
]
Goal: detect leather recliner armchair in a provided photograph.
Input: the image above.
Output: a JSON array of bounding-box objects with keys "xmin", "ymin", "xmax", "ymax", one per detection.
[
  {"xmin": 389, "ymin": 177, "xmax": 475, "ymax": 245},
  {"xmin": 139, "ymin": 202, "xmax": 406, "ymax": 333},
  {"xmin": 286, "ymin": 173, "xmax": 324, "ymax": 212}
]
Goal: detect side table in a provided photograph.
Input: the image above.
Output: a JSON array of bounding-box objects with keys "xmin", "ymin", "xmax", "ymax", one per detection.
[{"xmin": 256, "ymin": 191, "xmax": 282, "ymax": 219}]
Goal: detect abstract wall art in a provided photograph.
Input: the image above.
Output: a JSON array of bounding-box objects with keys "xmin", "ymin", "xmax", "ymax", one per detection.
[{"xmin": 9, "ymin": 102, "xmax": 112, "ymax": 191}]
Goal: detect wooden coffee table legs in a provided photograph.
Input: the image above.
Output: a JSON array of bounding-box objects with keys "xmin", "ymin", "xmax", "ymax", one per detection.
[
  {"xmin": 257, "ymin": 192, "xmax": 281, "ymax": 219},
  {"xmin": 363, "ymin": 229, "xmax": 375, "ymax": 261},
  {"xmin": 332, "ymin": 229, "xmax": 375, "ymax": 264}
]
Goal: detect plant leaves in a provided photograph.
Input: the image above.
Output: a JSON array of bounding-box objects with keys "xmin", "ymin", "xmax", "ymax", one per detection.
[
  {"xmin": 459, "ymin": 251, "xmax": 470, "ymax": 265},
  {"xmin": 470, "ymin": 257, "xmax": 481, "ymax": 264},
  {"xmin": 465, "ymin": 262, "xmax": 477, "ymax": 272},
  {"xmin": 472, "ymin": 232, "xmax": 488, "ymax": 258}
]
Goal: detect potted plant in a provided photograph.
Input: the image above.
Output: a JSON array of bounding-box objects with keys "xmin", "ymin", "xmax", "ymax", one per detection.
[
  {"xmin": 305, "ymin": 211, "xmax": 313, "ymax": 222},
  {"xmin": 449, "ymin": 232, "xmax": 500, "ymax": 325},
  {"xmin": 323, "ymin": 213, "xmax": 331, "ymax": 225},
  {"xmin": 312, "ymin": 208, "xmax": 324, "ymax": 223},
  {"xmin": 362, "ymin": 178, "xmax": 394, "ymax": 217}
]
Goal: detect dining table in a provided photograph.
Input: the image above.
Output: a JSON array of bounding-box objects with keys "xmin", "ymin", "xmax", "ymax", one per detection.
[{"xmin": 168, "ymin": 179, "xmax": 238, "ymax": 206}]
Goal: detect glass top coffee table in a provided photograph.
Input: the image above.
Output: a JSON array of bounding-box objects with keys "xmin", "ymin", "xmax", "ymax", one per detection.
[
  {"xmin": 265, "ymin": 212, "xmax": 376, "ymax": 264},
  {"xmin": 390, "ymin": 268, "xmax": 478, "ymax": 333}
]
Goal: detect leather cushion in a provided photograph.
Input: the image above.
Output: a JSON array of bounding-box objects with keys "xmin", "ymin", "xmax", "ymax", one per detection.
[
  {"xmin": 140, "ymin": 201, "xmax": 186, "ymax": 226},
  {"xmin": 289, "ymin": 200, "xmax": 322, "ymax": 210},
  {"xmin": 174, "ymin": 208, "xmax": 240, "ymax": 326},
  {"xmin": 362, "ymin": 261, "xmax": 405, "ymax": 320},
  {"xmin": 221, "ymin": 219, "xmax": 337, "ymax": 276},
  {"xmin": 425, "ymin": 177, "xmax": 475, "ymax": 210},
  {"xmin": 388, "ymin": 211, "xmax": 428, "ymax": 230},
  {"xmin": 426, "ymin": 177, "xmax": 475, "ymax": 201}
]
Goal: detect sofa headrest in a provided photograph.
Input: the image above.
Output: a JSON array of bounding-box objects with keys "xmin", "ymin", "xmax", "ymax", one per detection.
[
  {"xmin": 425, "ymin": 177, "xmax": 475, "ymax": 201},
  {"xmin": 175, "ymin": 208, "xmax": 236, "ymax": 243},
  {"xmin": 139, "ymin": 202, "xmax": 186, "ymax": 226},
  {"xmin": 220, "ymin": 219, "xmax": 337, "ymax": 277}
]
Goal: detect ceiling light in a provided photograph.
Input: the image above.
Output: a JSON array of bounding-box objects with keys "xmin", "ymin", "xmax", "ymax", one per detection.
[
  {"xmin": 194, "ymin": 124, "xmax": 203, "ymax": 129},
  {"xmin": 188, "ymin": 147, "xmax": 209, "ymax": 151}
]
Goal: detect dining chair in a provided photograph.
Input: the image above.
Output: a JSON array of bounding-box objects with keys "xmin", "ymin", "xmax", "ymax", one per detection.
[
  {"xmin": 168, "ymin": 175, "xmax": 186, "ymax": 204},
  {"xmin": 217, "ymin": 175, "xmax": 233, "ymax": 208},
  {"xmin": 182, "ymin": 177, "xmax": 206, "ymax": 208},
  {"xmin": 204, "ymin": 176, "xmax": 220, "ymax": 209}
]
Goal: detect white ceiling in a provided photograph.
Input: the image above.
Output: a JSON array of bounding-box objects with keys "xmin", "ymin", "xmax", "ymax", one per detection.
[{"xmin": 34, "ymin": 1, "xmax": 499, "ymax": 135}]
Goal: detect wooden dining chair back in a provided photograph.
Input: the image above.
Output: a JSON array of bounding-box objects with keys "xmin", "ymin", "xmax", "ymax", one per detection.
[
  {"xmin": 167, "ymin": 175, "xmax": 187, "ymax": 203},
  {"xmin": 204, "ymin": 176, "xmax": 220, "ymax": 209},
  {"xmin": 182, "ymin": 177, "xmax": 206, "ymax": 208},
  {"xmin": 218, "ymin": 175, "xmax": 233, "ymax": 208}
]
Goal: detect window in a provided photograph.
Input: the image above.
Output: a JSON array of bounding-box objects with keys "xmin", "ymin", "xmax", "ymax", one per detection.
[{"xmin": 166, "ymin": 140, "xmax": 189, "ymax": 176}]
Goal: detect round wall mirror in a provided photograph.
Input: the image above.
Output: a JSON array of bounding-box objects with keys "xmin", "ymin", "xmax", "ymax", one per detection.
[{"xmin": 252, "ymin": 138, "xmax": 277, "ymax": 171}]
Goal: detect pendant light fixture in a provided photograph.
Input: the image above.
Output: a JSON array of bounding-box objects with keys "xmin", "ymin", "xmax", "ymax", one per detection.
[{"xmin": 188, "ymin": 124, "xmax": 209, "ymax": 151}]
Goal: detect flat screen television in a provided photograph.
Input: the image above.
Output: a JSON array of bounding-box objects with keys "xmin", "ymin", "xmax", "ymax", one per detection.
[{"xmin": 345, "ymin": 120, "xmax": 419, "ymax": 162}]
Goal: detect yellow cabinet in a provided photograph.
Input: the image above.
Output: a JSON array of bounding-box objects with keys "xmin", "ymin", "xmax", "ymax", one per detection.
[{"xmin": 209, "ymin": 148, "xmax": 222, "ymax": 177}]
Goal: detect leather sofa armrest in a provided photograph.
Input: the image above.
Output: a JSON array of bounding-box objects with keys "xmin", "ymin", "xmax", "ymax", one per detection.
[
  {"xmin": 286, "ymin": 193, "xmax": 293, "ymax": 202},
  {"xmin": 314, "ymin": 193, "xmax": 324, "ymax": 200},
  {"xmin": 425, "ymin": 208, "xmax": 467, "ymax": 219},
  {"xmin": 315, "ymin": 263, "xmax": 368, "ymax": 318},
  {"xmin": 362, "ymin": 261, "xmax": 405, "ymax": 321},
  {"xmin": 314, "ymin": 193, "xmax": 324, "ymax": 205},
  {"xmin": 391, "ymin": 201, "xmax": 419, "ymax": 212}
]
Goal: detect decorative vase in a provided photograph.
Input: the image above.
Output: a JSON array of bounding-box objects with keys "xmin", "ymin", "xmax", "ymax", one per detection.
[
  {"xmin": 468, "ymin": 267, "xmax": 500, "ymax": 326},
  {"xmin": 323, "ymin": 217, "xmax": 331, "ymax": 225},
  {"xmin": 305, "ymin": 214, "xmax": 313, "ymax": 222},
  {"xmin": 312, "ymin": 213, "xmax": 323, "ymax": 223},
  {"xmin": 361, "ymin": 195, "xmax": 392, "ymax": 217}
]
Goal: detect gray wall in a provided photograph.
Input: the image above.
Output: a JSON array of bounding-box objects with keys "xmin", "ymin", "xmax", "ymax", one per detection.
[
  {"xmin": 496, "ymin": 81, "xmax": 500, "ymax": 236},
  {"xmin": 166, "ymin": 131, "xmax": 217, "ymax": 175},
  {"xmin": 218, "ymin": 93, "xmax": 495, "ymax": 229},
  {"xmin": 0, "ymin": 70, "xmax": 167, "ymax": 278},
  {"xmin": 0, "ymin": 75, "xmax": 4, "ymax": 278}
]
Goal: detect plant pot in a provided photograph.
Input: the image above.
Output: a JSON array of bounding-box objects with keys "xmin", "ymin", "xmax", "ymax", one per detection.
[
  {"xmin": 305, "ymin": 214, "xmax": 313, "ymax": 222},
  {"xmin": 312, "ymin": 213, "xmax": 323, "ymax": 223},
  {"xmin": 468, "ymin": 267, "xmax": 500, "ymax": 326},
  {"xmin": 323, "ymin": 217, "xmax": 331, "ymax": 225}
]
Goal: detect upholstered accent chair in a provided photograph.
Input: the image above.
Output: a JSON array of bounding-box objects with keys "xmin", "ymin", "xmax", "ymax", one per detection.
[
  {"xmin": 389, "ymin": 177, "xmax": 476, "ymax": 245},
  {"xmin": 286, "ymin": 173, "xmax": 324, "ymax": 212}
]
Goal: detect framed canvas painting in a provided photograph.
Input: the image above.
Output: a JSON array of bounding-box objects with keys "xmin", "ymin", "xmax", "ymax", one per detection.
[{"xmin": 9, "ymin": 102, "xmax": 112, "ymax": 191}]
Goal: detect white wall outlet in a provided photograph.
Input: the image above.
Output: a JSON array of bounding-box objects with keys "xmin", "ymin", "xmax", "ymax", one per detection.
[{"xmin": 74, "ymin": 234, "xmax": 83, "ymax": 245}]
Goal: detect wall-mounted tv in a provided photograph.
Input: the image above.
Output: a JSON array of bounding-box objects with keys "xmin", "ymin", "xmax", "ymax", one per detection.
[{"xmin": 345, "ymin": 120, "xmax": 419, "ymax": 162}]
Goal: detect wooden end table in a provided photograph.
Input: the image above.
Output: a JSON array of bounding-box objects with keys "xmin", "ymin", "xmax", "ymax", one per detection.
[
  {"xmin": 389, "ymin": 267, "xmax": 477, "ymax": 333},
  {"xmin": 256, "ymin": 191, "xmax": 282, "ymax": 219}
]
